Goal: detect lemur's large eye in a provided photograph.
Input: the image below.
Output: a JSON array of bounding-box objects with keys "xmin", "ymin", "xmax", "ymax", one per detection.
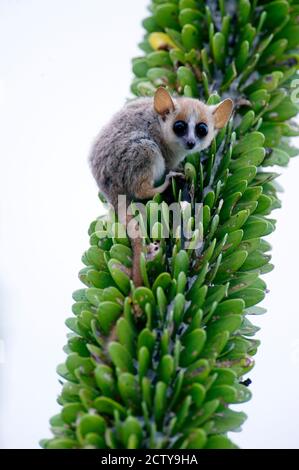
[
  {"xmin": 173, "ymin": 120, "xmax": 188, "ymax": 137},
  {"xmin": 195, "ymin": 122, "xmax": 208, "ymax": 138}
]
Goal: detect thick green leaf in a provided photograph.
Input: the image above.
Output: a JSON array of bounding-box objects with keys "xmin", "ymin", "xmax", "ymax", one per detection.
[
  {"xmin": 180, "ymin": 328, "xmax": 206, "ymax": 367},
  {"xmin": 155, "ymin": 3, "xmax": 179, "ymax": 30},
  {"xmin": 108, "ymin": 342, "xmax": 134, "ymax": 373},
  {"xmin": 210, "ymin": 409, "xmax": 247, "ymax": 433}
]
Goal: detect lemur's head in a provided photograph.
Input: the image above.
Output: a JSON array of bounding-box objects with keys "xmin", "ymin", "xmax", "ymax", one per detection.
[{"xmin": 154, "ymin": 87, "xmax": 233, "ymax": 157}]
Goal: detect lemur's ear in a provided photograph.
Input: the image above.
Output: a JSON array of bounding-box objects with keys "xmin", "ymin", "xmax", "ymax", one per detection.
[
  {"xmin": 212, "ymin": 98, "xmax": 234, "ymax": 128},
  {"xmin": 154, "ymin": 87, "xmax": 175, "ymax": 116}
]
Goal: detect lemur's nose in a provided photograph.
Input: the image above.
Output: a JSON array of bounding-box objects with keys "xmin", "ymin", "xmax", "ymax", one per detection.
[{"xmin": 186, "ymin": 140, "xmax": 195, "ymax": 149}]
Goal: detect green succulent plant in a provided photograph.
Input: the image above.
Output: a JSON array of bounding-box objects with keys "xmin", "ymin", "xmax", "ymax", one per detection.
[{"xmin": 42, "ymin": 0, "xmax": 299, "ymax": 449}]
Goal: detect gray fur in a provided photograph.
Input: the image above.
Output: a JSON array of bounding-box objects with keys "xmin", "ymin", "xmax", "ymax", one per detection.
[{"xmin": 89, "ymin": 98, "xmax": 177, "ymax": 207}]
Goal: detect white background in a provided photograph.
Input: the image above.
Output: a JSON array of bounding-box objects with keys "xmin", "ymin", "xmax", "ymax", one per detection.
[{"xmin": 0, "ymin": 0, "xmax": 298, "ymax": 449}]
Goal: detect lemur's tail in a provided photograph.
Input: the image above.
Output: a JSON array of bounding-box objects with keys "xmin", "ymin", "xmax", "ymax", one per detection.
[
  {"xmin": 116, "ymin": 199, "xmax": 144, "ymax": 303},
  {"xmin": 126, "ymin": 213, "xmax": 143, "ymax": 289}
]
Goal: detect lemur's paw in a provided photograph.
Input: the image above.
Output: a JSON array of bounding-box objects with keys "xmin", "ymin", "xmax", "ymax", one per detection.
[{"xmin": 166, "ymin": 171, "xmax": 185, "ymax": 180}]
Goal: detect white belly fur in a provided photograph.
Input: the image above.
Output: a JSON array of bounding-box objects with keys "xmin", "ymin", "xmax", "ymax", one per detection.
[{"xmin": 153, "ymin": 153, "xmax": 166, "ymax": 183}]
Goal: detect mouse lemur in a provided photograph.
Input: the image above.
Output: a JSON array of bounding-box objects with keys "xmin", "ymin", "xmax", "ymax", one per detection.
[{"xmin": 89, "ymin": 87, "xmax": 233, "ymax": 290}]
